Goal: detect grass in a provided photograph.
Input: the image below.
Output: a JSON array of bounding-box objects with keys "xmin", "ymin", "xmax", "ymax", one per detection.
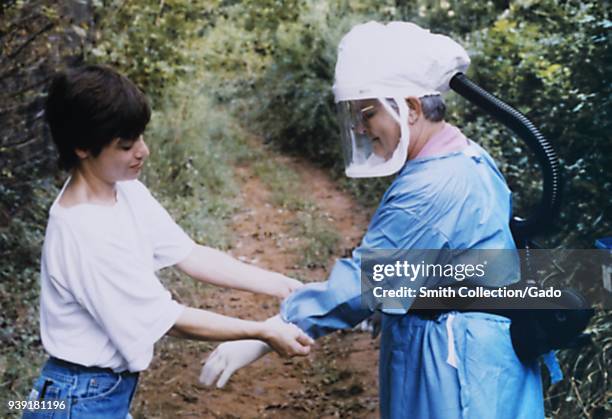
[
  {"xmin": 142, "ymin": 81, "xmax": 255, "ymax": 248},
  {"xmin": 251, "ymin": 159, "xmax": 309, "ymax": 211},
  {"xmin": 251, "ymin": 157, "xmax": 340, "ymax": 269},
  {"xmin": 146, "ymin": 89, "xmax": 343, "ymax": 270},
  {"xmin": 294, "ymin": 211, "xmax": 341, "ymax": 269},
  {"xmin": 544, "ymin": 309, "xmax": 612, "ymax": 418}
]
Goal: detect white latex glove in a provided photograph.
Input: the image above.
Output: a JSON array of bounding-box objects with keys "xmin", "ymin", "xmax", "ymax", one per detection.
[{"xmin": 200, "ymin": 339, "xmax": 271, "ymax": 388}]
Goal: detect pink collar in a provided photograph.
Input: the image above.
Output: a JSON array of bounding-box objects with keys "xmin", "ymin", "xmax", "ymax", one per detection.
[{"xmin": 415, "ymin": 123, "xmax": 469, "ymax": 159}]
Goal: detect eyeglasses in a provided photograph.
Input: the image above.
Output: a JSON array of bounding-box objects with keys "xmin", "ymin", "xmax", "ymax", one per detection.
[{"xmin": 350, "ymin": 103, "xmax": 378, "ymax": 132}]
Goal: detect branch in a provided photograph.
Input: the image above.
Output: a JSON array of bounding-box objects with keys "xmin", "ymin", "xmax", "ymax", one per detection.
[
  {"xmin": 3, "ymin": 21, "xmax": 54, "ymax": 62},
  {"xmin": 0, "ymin": 96, "xmax": 44, "ymax": 118},
  {"xmin": 0, "ymin": 10, "xmax": 46, "ymax": 40},
  {"xmin": 6, "ymin": 76, "xmax": 50, "ymax": 99}
]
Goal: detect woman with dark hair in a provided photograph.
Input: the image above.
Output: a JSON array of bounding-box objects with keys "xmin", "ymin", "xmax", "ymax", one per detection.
[{"xmin": 23, "ymin": 65, "xmax": 313, "ymax": 418}]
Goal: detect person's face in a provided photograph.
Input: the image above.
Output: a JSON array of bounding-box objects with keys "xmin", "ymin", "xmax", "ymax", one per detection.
[
  {"xmin": 80, "ymin": 135, "xmax": 150, "ymax": 183},
  {"xmin": 354, "ymin": 99, "xmax": 401, "ymax": 160}
]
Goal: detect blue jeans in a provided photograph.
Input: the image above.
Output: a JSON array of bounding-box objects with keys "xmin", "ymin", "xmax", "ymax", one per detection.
[{"xmin": 22, "ymin": 357, "xmax": 139, "ymax": 419}]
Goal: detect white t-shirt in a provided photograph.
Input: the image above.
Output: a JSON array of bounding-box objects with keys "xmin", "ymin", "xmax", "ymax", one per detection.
[{"xmin": 39, "ymin": 179, "xmax": 195, "ymax": 372}]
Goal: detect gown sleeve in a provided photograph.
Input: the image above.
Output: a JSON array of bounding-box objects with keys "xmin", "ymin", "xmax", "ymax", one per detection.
[{"xmin": 280, "ymin": 205, "xmax": 449, "ymax": 338}]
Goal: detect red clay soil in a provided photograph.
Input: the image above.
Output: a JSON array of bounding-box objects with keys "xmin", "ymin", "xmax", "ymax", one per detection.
[{"xmin": 132, "ymin": 152, "xmax": 380, "ymax": 418}]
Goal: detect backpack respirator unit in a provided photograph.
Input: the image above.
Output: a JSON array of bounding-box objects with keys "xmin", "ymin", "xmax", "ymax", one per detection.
[{"xmin": 449, "ymin": 73, "xmax": 595, "ymax": 363}]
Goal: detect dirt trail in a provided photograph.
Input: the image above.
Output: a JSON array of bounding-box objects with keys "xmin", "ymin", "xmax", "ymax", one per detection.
[{"xmin": 133, "ymin": 149, "xmax": 380, "ymax": 418}]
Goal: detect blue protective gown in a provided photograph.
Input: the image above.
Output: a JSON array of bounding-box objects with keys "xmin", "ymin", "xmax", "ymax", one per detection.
[{"xmin": 281, "ymin": 140, "xmax": 545, "ymax": 418}]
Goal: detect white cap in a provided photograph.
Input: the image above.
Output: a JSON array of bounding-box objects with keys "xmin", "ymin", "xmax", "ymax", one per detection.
[{"xmin": 333, "ymin": 21, "xmax": 470, "ymax": 102}]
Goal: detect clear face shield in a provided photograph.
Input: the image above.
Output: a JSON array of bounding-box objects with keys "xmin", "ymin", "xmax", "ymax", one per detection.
[{"xmin": 336, "ymin": 97, "xmax": 410, "ymax": 178}]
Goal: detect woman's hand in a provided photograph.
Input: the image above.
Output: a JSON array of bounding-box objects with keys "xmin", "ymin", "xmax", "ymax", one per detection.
[
  {"xmin": 258, "ymin": 315, "xmax": 313, "ymax": 358},
  {"xmin": 274, "ymin": 275, "xmax": 304, "ymax": 299}
]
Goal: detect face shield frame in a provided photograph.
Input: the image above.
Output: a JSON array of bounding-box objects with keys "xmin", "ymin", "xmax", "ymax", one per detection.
[{"xmin": 336, "ymin": 97, "xmax": 411, "ymax": 178}]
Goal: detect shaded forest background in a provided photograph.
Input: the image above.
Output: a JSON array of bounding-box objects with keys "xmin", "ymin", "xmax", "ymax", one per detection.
[{"xmin": 1, "ymin": 0, "xmax": 610, "ymax": 417}]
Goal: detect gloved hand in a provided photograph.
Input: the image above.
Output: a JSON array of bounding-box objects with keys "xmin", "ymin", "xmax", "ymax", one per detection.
[
  {"xmin": 200, "ymin": 315, "xmax": 314, "ymax": 388},
  {"xmin": 200, "ymin": 339, "xmax": 271, "ymax": 388}
]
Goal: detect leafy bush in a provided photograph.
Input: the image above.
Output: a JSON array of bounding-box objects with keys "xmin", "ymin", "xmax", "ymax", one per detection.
[
  {"xmin": 0, "ymin": 178, "xmax": 56, "ymax": 415},
  {"xmin": 1, "ymin": 1, "xmax": 92, "ymax": 413},
  {"xmin": 453, "ymin": 0, "xmax": 611, "ymax": 247},
  {"xmin": 141, "ymin": 81, "xmax": 251, "ymax": 248},
  {"xmin": 87, "ymin": 0, "xmax": 218, "ymax": 101},
  {"xmin": 217, "ymin": 0, "xmax": 610, "ymax": 248}
]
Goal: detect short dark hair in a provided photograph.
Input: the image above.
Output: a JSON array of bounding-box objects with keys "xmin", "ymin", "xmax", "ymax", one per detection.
[
  {"xmin": 419, "ymin": 95, "xmax": 446, "ymax": 122},
  {"xmin": 45, "ymin": 65, "xmax": 151, "ymax": 170}
]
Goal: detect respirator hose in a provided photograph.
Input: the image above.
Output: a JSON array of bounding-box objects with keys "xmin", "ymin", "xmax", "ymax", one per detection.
[
  {"xmin": 449, "ymin": 74, "xmax": 593, "ymax": 360},
  {"xmin": 449, "ymin": 73, "xmax": 562, "ymax": 242}
]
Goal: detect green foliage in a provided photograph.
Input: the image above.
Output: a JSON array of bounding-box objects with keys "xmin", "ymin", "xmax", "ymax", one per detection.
[
  {"xmin": 0, "ymin": 179, "xmax": 56, "ymax": 417},
  {"xmin": 229, "ymin": 0, "xmax": 610, "ymax": 247},
  {"xmin": 396, "ymin": 0, "xmax": 509, "ymax": 35},
  {"xmin": 457, "ymin": 0, "xmax": 611, "ymax": 247},
  {"xmin": 191, "ymin": 0, "xmax": 305, "ymax": 105},
  {"xmin": 547, "ymin": 310, "xmax": 612, "ymax": 418},
  {"xmin": 251, "ymin": 157, "xmax": 341, "ymax": 268},
  {"xmin": 142, "ymin": 81, "xmax": 252, "ymax": 248},
  {"xmin": 243, "ymin": 1, "xmax": 391, "ymax": 168},
  {"xmin": 2, "ymin": 1, "xmax": 610, "ymax": 417},
  {"xmin": 295, "ymin": 210, "xmax": 341, "ymax": 268},
  {"xmin": 88, "ymin": 0, "xmax": 219, "ymax": 101}
]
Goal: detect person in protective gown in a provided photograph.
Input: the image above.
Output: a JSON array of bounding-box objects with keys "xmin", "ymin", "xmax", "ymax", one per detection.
[{"xmin": 201, "ymin": 21, "xmax": 546, "ymax": 419}]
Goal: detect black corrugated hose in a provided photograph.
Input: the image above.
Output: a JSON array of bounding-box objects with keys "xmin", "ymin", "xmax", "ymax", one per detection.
[
  {"xmin": 449, "ymin": 73, "xmax": 562, "ymax": 245},
  {"xmin": 449, "ymin": 73, "xmax": 594, "ymax": 361}
]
